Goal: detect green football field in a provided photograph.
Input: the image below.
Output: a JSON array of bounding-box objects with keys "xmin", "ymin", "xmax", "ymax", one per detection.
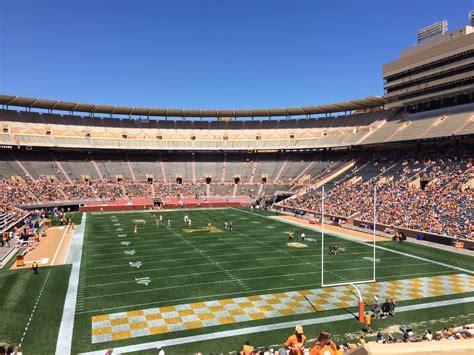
[
  {"xmin": 68, "ymin": 207, "xmax": 474, "ymax": 354},
  {"xmin": 1, "ymin": 208, "xmax": 473, "ymax": 354}
]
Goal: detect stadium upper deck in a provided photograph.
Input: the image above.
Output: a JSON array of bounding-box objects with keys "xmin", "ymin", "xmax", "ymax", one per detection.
[{"xmin": 0, "ymin": 102, "xmax": 472, "ymax": 151}]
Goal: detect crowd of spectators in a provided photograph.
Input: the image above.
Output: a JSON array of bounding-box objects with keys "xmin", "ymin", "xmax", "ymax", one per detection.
[
  {"xmin": 0, "ymin": 147, "xmax": 472, "ymax": 239},
  {"xmin": 0, "ymin": 176, "xmax": 261, "ymax": 230},
  {"xmin": 281, "ymin": 149, "xmax": 473, "ymax": 239},
  {"xmin": 232, "ymin": 322, "xmax": 473, "ymax": 354}
]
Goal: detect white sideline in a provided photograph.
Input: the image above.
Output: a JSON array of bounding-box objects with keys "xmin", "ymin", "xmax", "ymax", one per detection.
[
  {"xmin": 230, "ymin": 208, "xmax": 474, "ymax": 275},
  {"xmin": 80, "ymin": 296, "xmax": 474, "ymax": 355},
  {"xmin": 51, "ymin": 226, "xmax": 69, "ymax": 266},
  {"xmin": 55, "ymin": 213, "xmax": 87, "ymax": 354}
]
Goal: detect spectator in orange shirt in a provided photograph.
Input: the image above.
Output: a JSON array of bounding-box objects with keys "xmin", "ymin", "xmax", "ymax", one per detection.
[
  {"xmin": 285, "ymin": 325, "xmax": 306, "ymax": 355},
  {"xmin": 363, "ymin": 312, "xmax": 372, "ymax": 333},
  {"xmin": 241, "ymin": 340, "xmax": 254, "ymax": 355},
  {"xmin": 309, "ymin": 331, "xmax": 338, "ymax": 355}
]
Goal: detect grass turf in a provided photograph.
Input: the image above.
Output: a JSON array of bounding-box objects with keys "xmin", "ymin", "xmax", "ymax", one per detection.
[
  {"xmin": 70, "ymin": 207, "xmax": 474, "ymax": 354},
  {"xmin": 0, "ymin": 264, "xmax": 71, "ymax": 354}
]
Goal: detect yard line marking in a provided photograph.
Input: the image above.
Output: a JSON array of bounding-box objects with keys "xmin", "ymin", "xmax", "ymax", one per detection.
[
  {"xmin": 80, "ymin": 296, "xmax": 474, "ymax": 355},
  {"xmin": 19, "ymin": 269, "xmax": 52, "ymax": 347},
  {"xmin": 85, "ymin": 239, "xmax": 260, "ymax": 255},
  {"xmin": 230, "ymin": 208, "xmax": 474, "ymax": 275},
  {"xmin": 135, "ymin": 277, "xmax": 151, "ymax": 286},
  {"xmin": 82, "ymin": 261, "xmax": 435, "ymax": 299},
  {"xmin": 76, "ymin": 269, "xmax": 455, "ymax": 315},
  {"xmin": 129, "ymin": 261, "xmax": 142, "ymax": 268},
  {"xmin": 169, "ymin": 227, "xmax": 252, "ymax": 291},
  {"xmin": 51, "ymin": 226, "xmax": 69, "ymax": 266},
  {"xmin": 85, "ymin": 246, "xmax": 290, "ymax": 263},
  {"xmin": 55, "ymin": 213, "xmax": 87, "ymax": 355},
  {"xmin": 83, "ymin": 279, "xmax": 237, "ymax": 299},
  {"xmin": 84, "ymin": 251, "xmax": 434, "ymax": 279}
]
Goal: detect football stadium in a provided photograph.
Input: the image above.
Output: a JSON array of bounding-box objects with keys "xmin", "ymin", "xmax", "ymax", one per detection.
[{"xmin": 0, "ymin": 2, "xmax": 473, "ymax": 355}]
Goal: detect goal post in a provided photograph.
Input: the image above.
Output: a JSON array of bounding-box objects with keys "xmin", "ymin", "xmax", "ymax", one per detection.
[{"xmin": 320, "ymin": 185, "xmax": 377, "ymax": 288}]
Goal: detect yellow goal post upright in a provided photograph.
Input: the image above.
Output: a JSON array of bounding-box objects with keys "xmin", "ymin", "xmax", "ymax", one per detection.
[{"xmin": 320, "ymin": 185, "xmax": 377, "ymax": 322}]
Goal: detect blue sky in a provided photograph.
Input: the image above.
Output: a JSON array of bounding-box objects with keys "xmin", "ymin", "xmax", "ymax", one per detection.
[{"xmin": 0, "ymin": 0, "xmax": 472, "ymax": 110}]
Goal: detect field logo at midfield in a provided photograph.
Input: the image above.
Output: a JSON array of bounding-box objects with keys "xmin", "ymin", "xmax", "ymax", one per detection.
[
  {"xmin": 135, "ymin": 277, "xmax": 151, "ymax": 286},
  {"xmin": 363, "ymin": 256, "xmax": 380, "ymax": 263},
  {"xmin": 183, "ymin": 226, "xmax": 223, "ymax": 234},
  {"xmin": 287, "ymin": 242, "xmax": 308, "ymax": 248},
  {"xmin": 129, "ymin": 261, "xmax": 142, "ymax": 268},
  {"xmin": 120, "ymin": 241, "xmax": 131, "ymax": 246},
  {"xmin": 124, "ymin": 250, "xmax": 136, "ymax": 256}
]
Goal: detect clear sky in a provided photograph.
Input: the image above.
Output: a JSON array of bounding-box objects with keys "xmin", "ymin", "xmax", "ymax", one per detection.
[{"xmin": 0, "ymin": 0, "xmax": 472, "ymax": 110}]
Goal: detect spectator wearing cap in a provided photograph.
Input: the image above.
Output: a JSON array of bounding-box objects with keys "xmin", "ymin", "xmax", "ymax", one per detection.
[{"xmin": 285, "ymin": 325, "xmax": 306, "ymax": 355}]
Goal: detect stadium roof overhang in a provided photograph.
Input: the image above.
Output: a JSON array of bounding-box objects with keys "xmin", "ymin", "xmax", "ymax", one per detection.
[{"xmin": 0, "ymin": 94, "xmax": 384, "ymax": 118}]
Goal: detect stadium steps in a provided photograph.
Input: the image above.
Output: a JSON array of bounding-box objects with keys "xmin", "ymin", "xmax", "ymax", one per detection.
[
  {"xmin": 221, "ymin": 156, "xmax": 226, "ymax": 183},
  {"xmin": 291, "ymin": 161, "xmax": 316, "ymax": 184},
  {"xmin": 89, "ymin": 154, "xmax": 104, "ymax": 180},
  {"xmin": 51, "ymin": 153, "xmax": 73, "ymax": 183},
  {"xmin": 10, "ymin": 152, "xmax": 34, "ymax": 180},
  {"xmin": 127, "ymin": 160, "xmax": 136, "ymax": 182},
  {"xmin": 249, "ymin": 161, "xmax": 257, "ymax": 183},
  {"xmin": 159, "ymin": 161, "xmax": 167, "ymax": 183},
  {"xmin": 273, "ymin": 160, "xmax": 288, "ymax": 182},
  {"xmin": 191, "ymin": 159, "xmax": 196, "ymax": 183}
]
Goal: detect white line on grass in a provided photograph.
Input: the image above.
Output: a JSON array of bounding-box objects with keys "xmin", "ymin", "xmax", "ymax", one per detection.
[
  {"xmin": 83, "ymin": 261, "xmax": 436, "ymax": 289},
  {"xmin": 82, "ymin": 261, "xmax": 436, "ymax": 295},
  {"xmin": 229, "ymin": 208, "xmax": 474, "ymax": 275},
  {"xmin": 76, "ymin": 267, "xmax": 458, "ymax": 315},
  {"xmin": 85, "ymin": 254, "xmax": 431, "ymax": 283},
  {"xmin": 80, "ymin": 295, "xmax": 474, "ymax": 355},
  {"xmin": 51, "ymin": 226, "xmax": 69, "ymax": 266},
  {"xmin": 55, "ymin": 213, "xmax": 87, "ymax": 355},
  {"xmin": 19, "ymin": 268, "xmax": 52, "ymax": 347},
  {"xmin": 85, "ymin": 244, "xmax": 267, "ymax": 263}
]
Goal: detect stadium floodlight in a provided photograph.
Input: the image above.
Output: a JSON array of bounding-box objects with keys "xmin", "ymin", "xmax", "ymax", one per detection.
[
  {"xmin": 417, "ymin": 20, "xmax": 448, "ymax": 43},
  {"xmin": 470, "ymin": 10, "xmax": 474, "ymax": 27}
]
